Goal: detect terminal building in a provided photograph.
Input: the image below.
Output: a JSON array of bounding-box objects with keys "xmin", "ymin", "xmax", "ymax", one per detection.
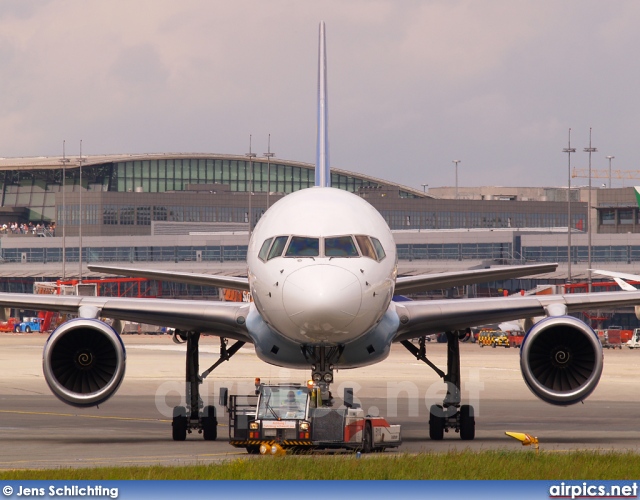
[{"xmin": 0, "ymin": 152, "xmax": 639, "ymax": 328}]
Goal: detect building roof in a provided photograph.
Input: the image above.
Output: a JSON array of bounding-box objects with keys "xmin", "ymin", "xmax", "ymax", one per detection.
[{"xmin": 0, "ymin": 153, "xmax": 430, "ymax": 198}]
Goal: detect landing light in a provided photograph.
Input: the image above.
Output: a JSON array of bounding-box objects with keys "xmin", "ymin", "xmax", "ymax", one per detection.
[
  {"xmin": 313, "ymin": 373, "xmax": 322, "ymax": 383},
  {"xmin": 323, "ymin": 373, "xmax": 333, "ymax": 383}
]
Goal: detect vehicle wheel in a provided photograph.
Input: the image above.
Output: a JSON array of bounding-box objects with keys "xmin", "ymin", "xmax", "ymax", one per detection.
[
  {"xmin": 25, "ymin": 326, "xmax": 31, "ymax": 333},
  {"xmin": 201, "ymin": 405, "xmax": 217, "ymax": 441},
  {"xmin": 172, "ymin": 406, "xmax": 188, "ymax": 441},
  {"xmin": 246, "ymin": 445, "xmax": 261, "ymax": 454},
  {"xmin": 459, "ymin": 404, "xmax": 475, "ymax": 440},
  {"xmin": 362, "ymin": 422, "xmax": 373, "ymax": 453},
  {"xmin": 429, "ymin": 404, "xmax": 445, "ymax": 440},
  {"xmin": 492, "ymin": 343, "xmax": 496, "ymax": 348},
  {"xmin": 14, "ymin": 325, "xmax": 20, "ymax": 333},
  {"xmin": 479, "ymin": 343, "xmax": 484, "ymax": 348}
]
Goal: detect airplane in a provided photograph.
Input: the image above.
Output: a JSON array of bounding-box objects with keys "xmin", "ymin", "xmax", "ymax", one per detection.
[{"xmin": 3, "ymin": 22, "xmax": 640, "ymax": 444}]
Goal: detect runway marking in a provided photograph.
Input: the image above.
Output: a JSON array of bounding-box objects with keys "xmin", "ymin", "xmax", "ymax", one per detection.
[
  {"xmin": 0, "ymin": 409, "xmax": 170, "ymax": 423},
  {"xmin": 0, "ymin": 409, "xmax": 230, "ymax": 427},
  {"xmin": 0, "ymin": 451, "xmax": 246, "ymax": 468}
]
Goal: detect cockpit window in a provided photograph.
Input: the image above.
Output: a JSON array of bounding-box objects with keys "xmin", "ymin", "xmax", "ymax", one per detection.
[
  {"xmin": 258, "ymin": 238, "xmax": 273, "ymax": 261},
  {"xmin": 285, "ymin": 236, "xmax": 320, "ymax": 257},
  {"xmin": 325, "ymin": 236, "xmax": 359, "ymax": 257},
  {"xmin": 355, "ymin": 235, "xmax": 377, "ymax": 260},
  {"xmin": 371, "ymin": 237, "xmax": 386, "ymax": 261},
  {"xmin": 267, "ymin": 236, "xmax": 289, "ymax": 260}
]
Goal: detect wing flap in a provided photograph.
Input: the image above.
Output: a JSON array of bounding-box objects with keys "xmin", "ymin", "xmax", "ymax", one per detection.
[
  {"xmin": 88, "ymin": 264, "xmax": 250, "ymax": 291},
  {"xmin": 395, "ymin": 263, "xmax": 557, "ymax": 295}
]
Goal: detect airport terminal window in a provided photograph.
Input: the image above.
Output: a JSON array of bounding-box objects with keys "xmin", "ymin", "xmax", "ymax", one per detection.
[
  {"xmin": 267, "ymin": 236, "xmax": 289, "ymax": 260},
  {"xmin": 325, "ymin": 236, "xmax": 359, "ymax": 257},
  {"xmin": 285, "ymin": 236, "xmax": 320, "ymax": 257},
  {"xmin": 371, "ymin": 237, "xmax": 386, "ymax": 261},
  {"xmin": 355, "ymin": 235, "xmax": 377, "ymax": 260},
  {"xmin": 259, "ymin": 238, "xmax": 273, "ymax": 261}
]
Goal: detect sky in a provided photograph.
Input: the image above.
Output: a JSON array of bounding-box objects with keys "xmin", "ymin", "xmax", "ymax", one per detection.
[{"xmin": 0, "ymin": 0, "xmax": 639, "ymax": 191}]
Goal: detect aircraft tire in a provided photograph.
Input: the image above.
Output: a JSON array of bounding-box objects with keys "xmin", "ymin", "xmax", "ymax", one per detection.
[
  {"xmin": 459, "ymin": 404, "xmax": 475, "ymax": 440},
  {"xmin": 201, "ymin": 405, "xmax": 217, "ymax": 441},
  {"xmin": 362, "ymin": 422, "xmax": 373, "ymax": 453},
  {"xmin": 172, "ymin": 406, "xmax": 188, "ymax": 441},
  {"xmin": 429, "ymin": 405, "xmax": 445, "ymax": 440}
]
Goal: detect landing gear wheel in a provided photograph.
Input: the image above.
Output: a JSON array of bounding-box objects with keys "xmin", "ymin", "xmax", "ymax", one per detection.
[
  {"xmin": 459, "ymin": 404, "xmax": 475, "ymax": 440},
  {"xmin": 362, "ymin": 422, "xmax": 373, "ymax": 453},
  {"xmin": 172, "ymin": 406, "xmax": 188, "ymax": 441},
  {"xmin": 429, "ymin": 404, "xmax": 445, "ymax": 440},
  {"xmin": 201, "ymin": 405, "xmax": 217, "ymax": 441}
]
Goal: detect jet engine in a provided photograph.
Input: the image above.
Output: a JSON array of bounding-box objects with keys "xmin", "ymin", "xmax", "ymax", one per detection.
[
  {"xmin": 43, "ymin": 318, "xmax": 126, "ymax": 407},
  {"xmin": 520, "ymin": 316, "xmax": 603, "ymax": 406}
]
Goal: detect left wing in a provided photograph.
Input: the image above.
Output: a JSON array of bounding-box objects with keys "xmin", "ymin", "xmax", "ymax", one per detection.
[
  {"xmin": 88, "ymin": 264, "xmax": 250, "ymax": 292},
  {"xmin": 0, "ymin": 293, "xmax": 252, "ymax": 342},
  {"xmin": 392, "ymin": 290, "xmax": 640, "ymax": 342},
  {"xmin": 395, "ymin": 262, "xmax": 557, "ymax": 295}
]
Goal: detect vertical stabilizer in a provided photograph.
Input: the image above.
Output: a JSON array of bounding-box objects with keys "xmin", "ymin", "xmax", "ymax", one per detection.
[{"xmin": 315, "ymin": 21, "xmax": 330, "ymax": 187}]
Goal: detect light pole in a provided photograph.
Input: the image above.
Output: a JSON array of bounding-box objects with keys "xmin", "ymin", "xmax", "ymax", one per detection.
[
  {"xmin": 59, "ymin": 141, "xmax": 70, "ymax": 280},
  {"xmin": 263, "ymin": 134, "xmax": 275, "ymax": 209},
  {"xmin": 421, "ymin": 183, "xmax": 428, "ymax": 193},
  {"xmin": 584, "ymin": 128, "xmax": 597, "ymax": 293},
  {"xmin": 563, "ymin": 129, "xmax": 576, "ymax": 284},
  {"xmin": 77, "ymin": 140, "xmax": 86, "ymax": 282},
  {"xmin": 606, "ymin": 155, "xmax": 614, "ymax": 188},
  {"xmin": 452, "ymin": 160, "xmax": 461, "ymax": 199},
  {"xmin": 245, "ymin": 135, "xmax": 256, "ymax": 234}
]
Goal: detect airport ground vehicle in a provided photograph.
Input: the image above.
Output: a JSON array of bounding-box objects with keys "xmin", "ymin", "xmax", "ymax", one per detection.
[
  {"xmin": 598, "ymin": 328, "xmax": 629, "ymax": 349},
  {"xmin": 508, "ymin": 332, "xmax": 524, "ymax": 348},
  {"xmin": 220, "ymin": 380, "xmax": 401, "ymax": 454},
  {"xmin": 478, "ymin": 329, "xmax": 510, "ymax": 348},
  {"xmin": 0, "ymin": 318, "xmax": 18, "ymax": 332},
  {"xmin": 627, "ymin": 329, "xmax": 640, "ymax": 349},
  {"xmin": 13, "ymin": 317, "xmax": 43, "ymax": 333}
]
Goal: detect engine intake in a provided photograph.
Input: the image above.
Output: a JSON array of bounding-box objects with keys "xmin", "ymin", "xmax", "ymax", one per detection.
[
  {"xmin": 520, "ymin": 316, "xmax": 603, "ymax": 406},
  {"xmin": 43, "ymin": 318, "xmax": 126, "ymax": 407}
]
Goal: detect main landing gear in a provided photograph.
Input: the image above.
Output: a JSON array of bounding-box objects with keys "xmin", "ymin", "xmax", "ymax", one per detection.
[
  {"xmin": 171, "ymin": 331, "xmax": 245, "ymax": 441},
  {"xmin": 401, "ymin": 332, "xmax": 475, "ymax": 440}
]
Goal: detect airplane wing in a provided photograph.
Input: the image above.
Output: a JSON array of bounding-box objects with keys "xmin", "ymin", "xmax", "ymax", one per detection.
[
  {"xmin": 88, "ymin": 264, "xmax": 250, "ymax": 292},
  {"xmin": 591, "ymin": 269, "xmax": 640, "ymax": 284},
  {"xmin": 392, "ymin": 290, "xmax": 640, "ymax": 342},
  {"xmin": 0, "ymin": 293, "xmax": 252, "ymax": 342},
  {"xmin": 394, "ymin": 262, "xmax": 557, "ymax": 295}
]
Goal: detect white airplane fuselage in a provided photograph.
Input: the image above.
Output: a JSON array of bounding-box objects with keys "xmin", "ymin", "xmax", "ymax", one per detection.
[{"xmin": 247, "ymin": 187, "xmax": 397, "ymax": 347}]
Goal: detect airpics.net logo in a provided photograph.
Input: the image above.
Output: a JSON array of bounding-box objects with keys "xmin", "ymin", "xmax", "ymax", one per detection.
[{"xmin": 549, "ymin": 482, "xmax": 638, "ymax": 499}]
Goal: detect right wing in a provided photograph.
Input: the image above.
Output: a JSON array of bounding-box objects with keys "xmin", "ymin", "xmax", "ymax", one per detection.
[
  {"xmin": 88, "ymin": 264, "xmax": 250, "ymax": 292},
  {"xmin": 395, "ymin": 262, "xmax": 557, "ymax": 295},
  {"xmin": 0, "ymin": 293, "xmax": 252, "ymax": 342}
]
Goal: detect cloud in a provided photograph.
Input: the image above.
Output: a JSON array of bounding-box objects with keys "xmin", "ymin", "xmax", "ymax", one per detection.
[{"xmin": 0, "ymin": 0, "xmax": 638, "ymax": 189}]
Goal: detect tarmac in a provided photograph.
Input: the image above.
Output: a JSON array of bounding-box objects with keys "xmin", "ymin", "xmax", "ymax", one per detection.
[{"xmin": 1, "ymin": 333, "xmax": 639, "ymax": 469}]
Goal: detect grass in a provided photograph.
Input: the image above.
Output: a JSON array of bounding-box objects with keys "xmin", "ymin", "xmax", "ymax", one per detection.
[{"xmin": 1, "ymin": 450, "xmax": 639, "ymax": 480}]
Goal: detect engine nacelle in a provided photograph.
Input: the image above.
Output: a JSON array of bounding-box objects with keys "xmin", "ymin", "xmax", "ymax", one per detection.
[
  {"xmin": 520, "ymin": 316, "xmax": 603, "ymax": 406},
  {"xmin": 43, "ymin": 318, "xmax": 126, "ymax": 407}
]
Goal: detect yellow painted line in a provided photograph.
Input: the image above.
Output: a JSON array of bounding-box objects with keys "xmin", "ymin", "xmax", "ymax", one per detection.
[
  {"xmin": 0, "ymin": 452, "xmax": 246, "ymax": 467},
  {"xmin": 0, "ymin": 409, "xmax": 228, "ymax": 426}
]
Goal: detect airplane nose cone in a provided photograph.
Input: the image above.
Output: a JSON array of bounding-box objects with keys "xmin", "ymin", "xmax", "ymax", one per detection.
[{"xmin": 282, "ymin": 265, "xmax": 362, "ymax": 339}]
